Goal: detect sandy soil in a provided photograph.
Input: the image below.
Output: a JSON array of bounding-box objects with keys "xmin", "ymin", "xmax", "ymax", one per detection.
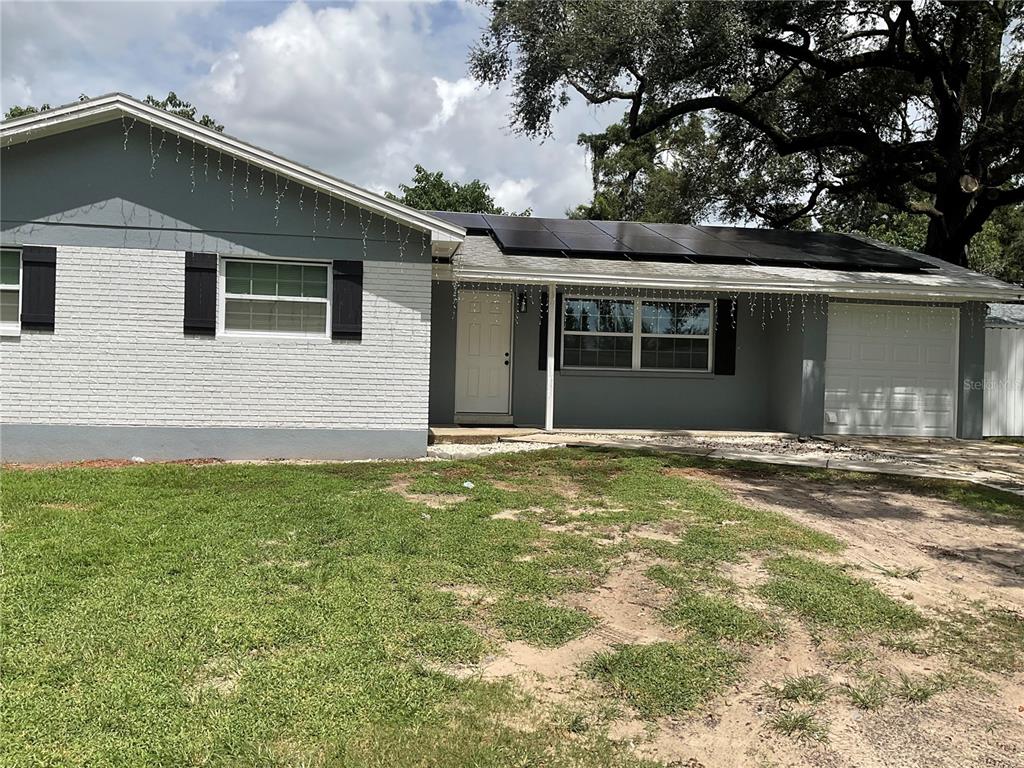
[{"xmin": 440, "ymin": 469, "xmax": 1024, "ymax": 768}]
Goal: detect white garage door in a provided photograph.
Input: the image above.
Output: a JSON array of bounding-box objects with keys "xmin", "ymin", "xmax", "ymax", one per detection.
[{"xmin": 824, "ymin": 303, "xmax": 959, "ymax": 437}]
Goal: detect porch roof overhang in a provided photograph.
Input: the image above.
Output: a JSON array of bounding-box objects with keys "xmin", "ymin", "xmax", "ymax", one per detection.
[{"xmin": 449, "ymin": 235, "xmax": 1024, "ymax": 304}]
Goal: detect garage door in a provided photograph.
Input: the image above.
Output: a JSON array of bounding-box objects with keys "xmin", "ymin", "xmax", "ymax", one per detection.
[{"xmin": 824, "ymin": 303, "xmax": 959, "ymax": 437}]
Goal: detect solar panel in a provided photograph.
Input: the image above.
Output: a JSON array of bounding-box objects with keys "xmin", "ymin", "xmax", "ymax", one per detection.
[
  {"xmin": 425, "ymin": 208, "xmax": 931, "ymax": 272},
  {"xmin": 482, "ymin": 214, "xmax": 544, "ymax": 231},
  {"xmin": 427, "ymin": 211, "xmax": 489, "ymax": 233},
  {"xmin": 697, "ymin": 226, "xmax": 930, "ymax": 270},
  {"xmin": 637, "ymin": 223, "xmax": 707, "ymax": 240},
  {"xmin": 491, "ymin": 228, "xmax": 565, "ymax": 252},
  {"xmin": 554, "ymin": 232, "xmax": 630, "ymax": 253},
  {"xmin": 540, "ymin": 218, "xmax": 604, "ymax": 234},
  {"xmin": 615, "ymin": 234, "xmax": 696, "ymax": 256}
]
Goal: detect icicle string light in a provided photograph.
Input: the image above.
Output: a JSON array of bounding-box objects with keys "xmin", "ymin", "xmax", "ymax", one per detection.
[{"xmin": 122, "ymin": 116, "xmax": 136, "ymax": 150}]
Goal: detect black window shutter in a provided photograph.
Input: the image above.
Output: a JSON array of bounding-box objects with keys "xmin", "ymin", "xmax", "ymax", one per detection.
[
  {"xmin": 537, "ymin": 290, "xmax": 563, "ymax": 371},
  {"xmin": 332, "ymin": 260, "xmax": 363, "ymax": 340},
  {"xmin": 20, "ymin": 246, "xmax": 57, "ymax": 331},
  {"xmin": 713, "ymin": 298, "xmax": 737, "ymax": 375},
  {"xmin": 183, "ymin": 252, "xmax": 217, "ymax": 335}
]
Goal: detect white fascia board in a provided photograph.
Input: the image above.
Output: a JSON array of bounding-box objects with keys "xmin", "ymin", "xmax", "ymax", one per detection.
[
  {"xmin": 450, "ymin": 267, "xmax": 1024, "ymax": 303},
  {"xmin": 1, "ymin": 94, "xmax": 466, "ymax": 248}
]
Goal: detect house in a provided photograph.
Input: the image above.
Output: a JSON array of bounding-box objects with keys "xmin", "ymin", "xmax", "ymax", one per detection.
[
  {"xmin": 983, "ymin": 304, "xmax": 1024, "ymax": 437},
  {"xmin": 1, "ymin": 94, "xmax": 1022, "ymax": 462}
]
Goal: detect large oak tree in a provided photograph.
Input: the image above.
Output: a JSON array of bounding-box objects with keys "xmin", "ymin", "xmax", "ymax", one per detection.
[{"xmin": 470, "ymin": 0, "xmax": 1024, "ymax": 266}]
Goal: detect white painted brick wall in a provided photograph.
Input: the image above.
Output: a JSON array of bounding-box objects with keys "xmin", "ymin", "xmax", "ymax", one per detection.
[{"xmin": 0, "ymin": 247, "xmax": 432, "ymax": 430}]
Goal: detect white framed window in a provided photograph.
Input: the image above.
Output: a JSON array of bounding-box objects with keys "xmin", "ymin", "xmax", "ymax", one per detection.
[
  {"xmin": 0, "ymin": 248, "xmax": 21, "ymax": 336},
  {"xmin": 639, "ymin": 300, "xmax": 712, "ymax": 371},
  {"xmin": 562, "ymin": 297, "xmax": 635, "ymax": 368},
  {"xmin": 220, "ymin": 258, "xmax": 330, "ymax": 338},
  {"xmin": 561, "ymin": 296, "xmax": 713, "ymax": 372}
]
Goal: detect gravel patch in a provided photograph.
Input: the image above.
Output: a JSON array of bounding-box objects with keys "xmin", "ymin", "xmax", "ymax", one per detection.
[
  {"xmin": 425, "ymin": 441, "xmax": 564, "ymax": 461},
  {"xmin": 552, "ymin": 432, "xmax": 914, "ymax": 465}
]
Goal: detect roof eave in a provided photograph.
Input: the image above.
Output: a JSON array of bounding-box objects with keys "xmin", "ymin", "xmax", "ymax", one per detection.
[{"xmin": 447, "ymin": 265, "xmax": 1024, "ymax": 304}]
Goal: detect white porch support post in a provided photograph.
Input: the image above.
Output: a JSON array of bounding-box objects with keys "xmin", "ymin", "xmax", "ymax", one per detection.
[{"xmin": 544, "ymin": 282, "xmax": 556, "ymax": 431}]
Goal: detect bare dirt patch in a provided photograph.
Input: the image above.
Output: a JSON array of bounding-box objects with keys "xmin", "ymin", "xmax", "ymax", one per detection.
[
  {"xmin": 183, "ymin": 657, "xmax": 242, "ymax": 704},
  {"xmin": 447, "ymin": 554, "xmax": 680, "ymax": 706},
  {"xmin": 450, "ymin": 467, "xmax": 1024, "ymax": 768},
  {"xmin": 387, "ymin": 477, "xmax": 467, "ymax": 509},
  {"xmin": 699, "ymin": 469, "xmax": 1024, "ymax": 611}
]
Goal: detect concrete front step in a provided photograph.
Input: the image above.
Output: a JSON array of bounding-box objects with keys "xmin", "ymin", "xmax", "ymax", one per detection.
[{"xmin": 427, "ymin": 426, "xmax": 540, "ymax": 445}]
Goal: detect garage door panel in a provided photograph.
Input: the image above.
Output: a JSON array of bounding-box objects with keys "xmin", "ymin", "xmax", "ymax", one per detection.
[
  {"xmin": 891, "ymin": 344, "xmax": 922, "ymax": 364},
  {"xmin": 825, "ymin": 304, "xmax": 958, "ymax": 437},
  {"xmin": 827, "ymin": 339, "xmax": 854, "ymax": 362},
  {"xmin": 859, "ymin": 342, "xmax": 890, "ymax": 363}
]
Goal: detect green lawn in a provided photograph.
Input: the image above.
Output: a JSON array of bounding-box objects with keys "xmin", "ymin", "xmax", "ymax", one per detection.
[{"xmin": 3, "ymin": 448, "xmax": 1022, "ymax": 767}]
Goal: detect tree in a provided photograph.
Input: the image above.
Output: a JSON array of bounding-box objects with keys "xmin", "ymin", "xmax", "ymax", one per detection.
[
  {"xmin": 4, "ymin": 91, "xmax": 223, "ymax": 132},
  {"xmin": 141, "ymin": 92, "xmax": 223, "ymax": 132},
  {"xmin": 470, "ymin": 0, "xmax": 1024, "ymax": 266},
  {"xmin": 385, "ymin": 164, "xmax": 530, "ymax": 215}
]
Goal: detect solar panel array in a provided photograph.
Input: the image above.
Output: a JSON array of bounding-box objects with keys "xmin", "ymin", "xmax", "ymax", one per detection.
[{"xmin": 427, "ymin": 212, "xmax": 932, "ymax": 273}]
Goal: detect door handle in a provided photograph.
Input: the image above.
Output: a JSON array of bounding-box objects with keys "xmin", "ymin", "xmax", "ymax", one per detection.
[{"xmin": 504, "ymin": 360, "xmax": 510, "ymax": 366}]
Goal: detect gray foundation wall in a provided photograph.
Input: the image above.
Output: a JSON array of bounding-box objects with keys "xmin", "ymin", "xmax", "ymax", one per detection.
[{"xmin": 1, "ymin": 426, "xmax": 425, "ymax": 463}]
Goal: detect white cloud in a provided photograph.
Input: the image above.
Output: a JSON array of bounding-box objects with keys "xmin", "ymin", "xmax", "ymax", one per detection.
[
  {"xmin": 431, "ymin": 77, "xmax": 479, "ymax": 128},
  {"xmin": 190, "ymin": 1, "xmax": 612, "ymax": 216},
  {"xmin": 490, "ymin": 178, "xmax": 538, "ymax": 214}
]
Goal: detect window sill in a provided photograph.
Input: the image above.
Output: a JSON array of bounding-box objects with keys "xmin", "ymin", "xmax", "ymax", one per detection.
[
  {"xmin": 218, "ymin": 331, "xmax": 332, "ymax": 342},
  {"xmin": 558, "ymin": 368, "xmax": 715, "ymax": 380},
  {"xmin": 0, "ymin": 325, "xmax": 20, "ymax": 338}
]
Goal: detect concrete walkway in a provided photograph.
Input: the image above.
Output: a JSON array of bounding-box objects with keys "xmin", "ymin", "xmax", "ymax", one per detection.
[{"xmin": 496, "ymin": 431, "xmax": 1024, "ymax": 499}]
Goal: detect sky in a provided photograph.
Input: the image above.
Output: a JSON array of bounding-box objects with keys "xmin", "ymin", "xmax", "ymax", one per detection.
[{"xmin": 0, "ymin": 0, "xmax": 619, "ymax": 216}]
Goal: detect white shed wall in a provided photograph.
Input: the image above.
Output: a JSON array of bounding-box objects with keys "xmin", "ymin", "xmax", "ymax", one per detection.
[{"xmin": 983, "ymin": 327, "xmax": 1024, "ymax": 437}]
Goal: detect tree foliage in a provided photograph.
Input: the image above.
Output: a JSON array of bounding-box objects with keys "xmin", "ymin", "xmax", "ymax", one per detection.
[
  {"xmin": 385, "ymin": 164, "xmax": 530, "ymax": 215},
  {"xmin": 471, "ymin": 0, "xmax": 1024, "ymax": 267},
  {"xmin": 4, "ymin": 91, "xmax": 223, "ymax": 132},
  {"xmin": 141, "ymin": 92, "xmax": 223, "ymax": 132}
]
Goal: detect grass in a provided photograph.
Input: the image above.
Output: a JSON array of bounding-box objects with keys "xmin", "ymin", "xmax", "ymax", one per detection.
[
  {"xmin": 868, "ymin": 561, "xmax": 926, "ymax": 580},
  {"xmin": 879, "ymin": 634, "xmax": 926, "ymax": 655},
  {"xmin": 841, "ymin": 677, "xmax": 889, "ymax": 710},
  {"xmin": 1, "ymin": 453, "xmax": 657, "ymax": 767},
  {"xmin": 759, "ymin": 556, "xmax": 926, "ymax": 634},
  {"xmin": 650, "ymin": 566, "xmax": 778, "ymax": 644},
  {"xmin": 492, "ymin": 599, "xmax": 595, "ymax": 647},
  {"xmin": 763, "ymin": 674, "xmax": 831, "ymax": 704},
  {"xmin": 3, "ymin": 446, "xmax": 1021, "ymax": 765},
  {"xmin": 929, "ymin": 606, "xmax": 1024, "ymax": 673},
  {"xmin": 585, "ymin": 641, "xmax": 743, "ymax": 717},
  {"xmin": 768, "ymin": 710, "xmax": 829, "ymax": 742},
  {"xmin": 895, "ymin": 671, "xmax": 953, "ymax": 703}
]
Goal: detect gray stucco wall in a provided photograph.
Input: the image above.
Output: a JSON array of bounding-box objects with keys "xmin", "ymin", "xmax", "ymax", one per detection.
[
  {"xmin": 1, "ymin": 119, "xmax": 429, "ymax": 262},
  {"xmin": 764, "ymin": 301, "xmax": 828, "ymax": 435},
  {"xmin": 957, "ymin": 301, "xmax": 987, "ymax": 439},
  {"xmin": 429, "ymin": 284, "xmax": 821, "ymax": 431}
]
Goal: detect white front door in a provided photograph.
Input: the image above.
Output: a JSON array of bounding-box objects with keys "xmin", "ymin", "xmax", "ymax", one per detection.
[
  {"xmin": 824, "ymin": 303, "xmax": 959, "ymax": 437},
  {"xmin": 455, "ymin": 290, "xmax": 513, "ymax": 416}
]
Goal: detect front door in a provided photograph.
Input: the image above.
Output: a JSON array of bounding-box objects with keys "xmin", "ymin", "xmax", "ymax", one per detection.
[{"xmin": 455, "ymin": 290, "xmax": 512, "ymax": 417}]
